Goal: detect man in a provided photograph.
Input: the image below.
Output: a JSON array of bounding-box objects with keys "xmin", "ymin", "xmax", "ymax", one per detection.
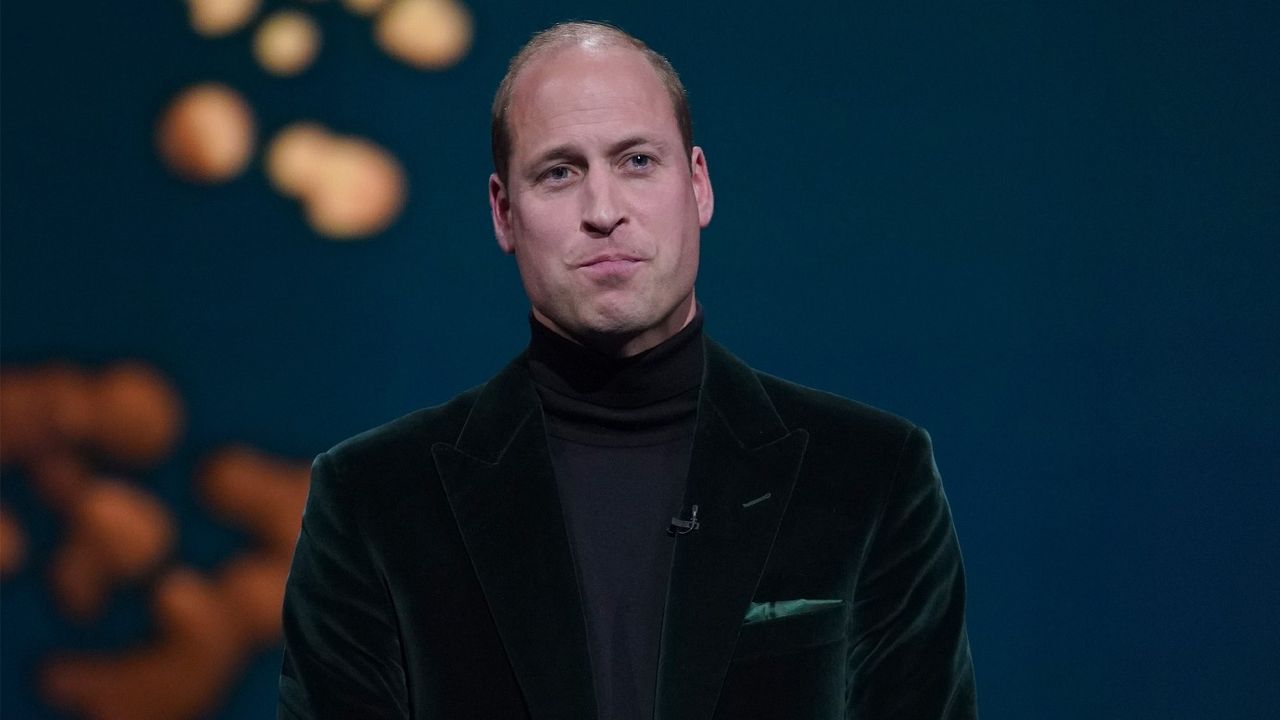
[{"xmin": 279, "ymin": 21, "xmax": 977, "ymax": 720}]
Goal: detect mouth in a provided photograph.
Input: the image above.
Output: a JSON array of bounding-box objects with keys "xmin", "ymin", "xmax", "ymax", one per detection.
[
  {"xmin": 577, "ymin": 252, "xmax": 645, "ymax": 268},
  {"xmin": 576, "ymin": 253, "xmax": 645, "ymax": 281}
]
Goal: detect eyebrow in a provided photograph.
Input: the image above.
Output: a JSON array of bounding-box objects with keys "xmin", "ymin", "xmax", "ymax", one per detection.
[
  {"xmin": 528, "ymin": 144, "xmax": 585, "ymax": 172},
  {"xmin": 523, "ymin": 136, "xmax": 670, "ymax": 180},
  {"xmin": 606, "ymin": 135, "xmax": 668, "ymax": 156}
]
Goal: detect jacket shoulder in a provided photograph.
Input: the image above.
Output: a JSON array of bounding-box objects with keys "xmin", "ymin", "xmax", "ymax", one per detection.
[
  {"xmin": 756, "ymin": 371, "xmax": 916, "ymax": 436},
  {"xmin": 323, "ymin": 382, "xmax": 483, "ymax": 476},
  {"xmin": 750, "ymin": 370, "xmax": 934, "ymax": 518}
]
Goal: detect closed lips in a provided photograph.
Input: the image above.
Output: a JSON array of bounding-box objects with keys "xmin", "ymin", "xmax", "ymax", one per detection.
[{"xmin": 578, "ymin": 254, "xmax": 643, "ymax": 267}]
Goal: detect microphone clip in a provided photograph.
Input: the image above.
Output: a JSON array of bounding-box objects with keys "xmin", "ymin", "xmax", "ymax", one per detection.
[{"xmin": 668, "ymin": 504, "xmax": 701, "ymax": 536}]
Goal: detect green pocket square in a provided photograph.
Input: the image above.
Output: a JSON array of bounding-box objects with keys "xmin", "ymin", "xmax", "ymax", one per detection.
[{"xmin": 743, "ymin": 598, "xmax": 845, "ymax": 624}]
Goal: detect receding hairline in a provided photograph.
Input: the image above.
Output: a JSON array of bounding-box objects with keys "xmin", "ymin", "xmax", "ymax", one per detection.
[
  {"xmin": 490, "ymin": 21, "xmax": 693, "ymax": 182},
  {"xmin": 494, "ymin": 24, "xmax": 650, "ymax": 110}
]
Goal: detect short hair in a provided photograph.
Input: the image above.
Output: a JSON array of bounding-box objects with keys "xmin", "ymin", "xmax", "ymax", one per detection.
[{"xmin": 490, "ymin": 21, "xmax": 693, "ymax": 183}]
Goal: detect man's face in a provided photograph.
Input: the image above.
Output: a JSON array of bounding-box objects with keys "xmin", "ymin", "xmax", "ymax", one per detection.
[{"xmin": 489, "ymin": 44, "xmax": 714, "ymax": 357}]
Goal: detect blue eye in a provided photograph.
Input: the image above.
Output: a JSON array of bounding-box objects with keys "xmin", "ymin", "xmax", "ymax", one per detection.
[
  {"xmin": 627, "ymin": 154, "xmax": 652, "ymax": 169},
  {"xmin": 545, "ymin": 166, "xmax": 570, "ymax": 181}
]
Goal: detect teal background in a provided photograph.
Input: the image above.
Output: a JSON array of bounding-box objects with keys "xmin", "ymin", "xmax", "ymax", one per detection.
[{"xmin": 3, "ymin": 1, "xmax": 1277, "ymax": 718}]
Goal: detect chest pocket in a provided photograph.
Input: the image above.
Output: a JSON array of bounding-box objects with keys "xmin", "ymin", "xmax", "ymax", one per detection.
[
  {"xmin": 717, "ymin": 599, "xmax": 850, "ymax": 719},
  {"xmin": 734, "ymin": 598, "xmax": 849, "ymax": 658}
]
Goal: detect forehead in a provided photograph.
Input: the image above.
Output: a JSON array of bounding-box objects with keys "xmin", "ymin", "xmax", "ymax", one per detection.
[{"xmin": 507, "ymin": 44, "xmax": 677, "ymax": 157}]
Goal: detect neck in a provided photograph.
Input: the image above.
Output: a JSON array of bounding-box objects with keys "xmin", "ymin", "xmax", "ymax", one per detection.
[
  {"xmin": 531, "ymin": 293, "xmax": 697, "ymax": 358},
  {"xmin": 526, "ymin": 303, "xmax": 704, "ymax": 428}
]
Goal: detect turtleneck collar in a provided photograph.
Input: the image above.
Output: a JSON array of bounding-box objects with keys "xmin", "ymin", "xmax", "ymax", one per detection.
[{"xmin": 526, "ymin": 306, "xmax": 704, "ymax": 437}]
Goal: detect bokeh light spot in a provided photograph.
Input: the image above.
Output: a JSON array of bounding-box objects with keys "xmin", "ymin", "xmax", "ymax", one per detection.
[
  {"xmin": 185, "ymin": 0, "xmax": 262, "ymax": 38},
  {"xmin": 267, "ymin": 123, "xmax": 407, "ymax": 240},
  {"xmin": 156, "ymin": 83, "xmax": 257, "ymax": 184},
  {"xmin": 376, "ymin": 0, "xmax": 473, "ymax": 71},
  {"xmin": 253, "ymin": 10, "xmax": 322, "ymax": 77}
]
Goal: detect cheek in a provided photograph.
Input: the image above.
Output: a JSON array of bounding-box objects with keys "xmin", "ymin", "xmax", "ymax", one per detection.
[
  {"xmin": 658, "ymin": 190, "xmax": 702, "ymax": 265},
  {"xmin": 515, "ymin": 244, "xmax": 561, "ymax": 295},
  {"xmin": 676, "ymin": 241, "xmax": 700, "ymax": 285},
  {"xmin": 511, "ymin": 224, "xmax": 572, "ymax": 299},
  {"xmin": 511, "ymin": 205, "xmax": 558, "ymax": 257},
  {"xmin": 513, "ymin": 196, "xmax": 579, "ymax": 248}
]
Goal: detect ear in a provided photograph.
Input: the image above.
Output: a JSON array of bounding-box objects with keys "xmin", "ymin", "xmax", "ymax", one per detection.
[
  {"xmin": 690, "ymin": 147, "xmax": 714, "ymax": 228},
  {"xmin": 489, "ymin": 172, "xmax": 515, "ymax": 254}
]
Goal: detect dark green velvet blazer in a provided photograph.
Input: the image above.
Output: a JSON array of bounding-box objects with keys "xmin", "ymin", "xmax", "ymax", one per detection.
[{"xmin": 279, "ymin": 338, "xmax": 977, "ymax": 719}]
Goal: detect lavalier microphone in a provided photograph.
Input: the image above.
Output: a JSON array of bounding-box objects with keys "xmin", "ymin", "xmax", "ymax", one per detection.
[{"xmin": 668, "ymin": 504, "xmax": 701, "ymax": 536}]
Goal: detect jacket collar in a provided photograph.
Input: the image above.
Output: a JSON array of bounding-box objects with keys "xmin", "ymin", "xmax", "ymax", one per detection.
[{"xmin": 432, "ymin": 337, "xmax": 809, "ymax": 720}]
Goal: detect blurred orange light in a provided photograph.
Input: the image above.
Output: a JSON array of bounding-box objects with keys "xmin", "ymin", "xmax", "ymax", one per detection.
[
  {"xmin": 376, "ymin": 0, "xmax": 473, "ymax": 71},
  {"xmin": 253, "ymin": 10, "xmax": 322, "ymax": 77},
  {"xmin": 267, "ymin": 123, "xmax": 407, "ymax": 240},
  {"xmin": 185, "ymin": 0, "xmax": 262, "ymax": 38},
  {"xmin": 156, "ymin": 83, "xmax": 256, "ymax": 184}
]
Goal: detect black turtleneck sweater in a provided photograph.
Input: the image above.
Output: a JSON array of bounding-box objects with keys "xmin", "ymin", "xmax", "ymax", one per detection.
[{"xmin": 527, "ymin": 310, "xmax": 704, "ymax": 720}]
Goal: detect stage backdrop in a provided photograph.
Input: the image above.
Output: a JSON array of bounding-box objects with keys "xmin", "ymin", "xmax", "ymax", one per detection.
[{"xmin": 3, "ymin": 1, "xmax": 1277, "ymax": 718}]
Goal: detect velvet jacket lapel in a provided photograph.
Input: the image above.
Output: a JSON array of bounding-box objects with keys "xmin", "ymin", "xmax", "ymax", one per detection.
[
  {"xmin": 431, "ymin": 338, "xmax": 808, "ymax": 720},
  {"xmin": 654, "ymin": 340, "xmax": 809, "ymax": 720},
  {"xmin": 431, "ymin": 360, "xmax": 597, "ymax": 719}
]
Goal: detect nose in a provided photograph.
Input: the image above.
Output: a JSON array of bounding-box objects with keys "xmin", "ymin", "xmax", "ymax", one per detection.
[{"xmin": 580, "ymin": 171, "xmax": 626, "ymax": 237}]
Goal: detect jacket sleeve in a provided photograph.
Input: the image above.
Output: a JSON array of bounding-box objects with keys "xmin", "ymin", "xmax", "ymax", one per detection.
[
  {"xmin": 278, "ymin": 452, "xmax": 410, "ymax": 720},
  {"xmin": 846, "ymin": 427, "xmax": 978, "ymax": 719}
]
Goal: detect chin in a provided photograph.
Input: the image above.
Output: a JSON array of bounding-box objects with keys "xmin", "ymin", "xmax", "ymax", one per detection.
[
  {"xmin": 576, "ymin": 314, "xmax": 650, "ymax": 339},
  {"xmin": 582, "ymin": 298, "xmax": 688, "ymax": 342},
  {"xmin": 580, "ymin": 298, "xmax": 664, "ymax": 333}
]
